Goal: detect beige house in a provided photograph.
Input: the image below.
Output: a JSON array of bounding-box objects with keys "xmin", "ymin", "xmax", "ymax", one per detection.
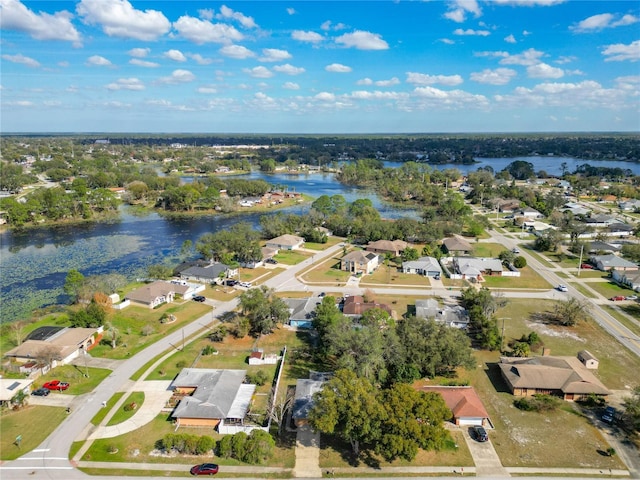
[
  {"xmin": 341, "ymin": 250, "xmax": 380, "ymax": 275},
  {"xmin": 126, "ymin": 280, "xmax": 189, "ymax": 309},
  {"xmin": 365, "ymin": 239, "xmax": 408, "ymax": 257},
  {"xmin": 265, "ymin": 234, "xmax": 305, "ymax": 251},
  {"xmin": 499, "ymin": 354, "xmax": 610, "ymax": 401},
  {"xmin": 442, "ymin": 236, "xmax": 473, "ymax": 255}
]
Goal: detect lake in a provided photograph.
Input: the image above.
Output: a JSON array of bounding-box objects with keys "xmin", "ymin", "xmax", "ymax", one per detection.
[{"xmin": 1, "ymin": 157, "xmax": 638, "ymax": 322}]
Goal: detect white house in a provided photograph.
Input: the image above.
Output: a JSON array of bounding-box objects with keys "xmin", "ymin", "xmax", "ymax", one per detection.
[
  {"xmin": 265, "ymin": 234, "xmax": 305, "ymax": 251},
  {"xmin": 402, "ymin": 257, "xmax": 442, "ymax": 277}
]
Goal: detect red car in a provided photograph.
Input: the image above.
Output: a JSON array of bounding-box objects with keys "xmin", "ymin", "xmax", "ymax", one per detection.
[
  {"xmin": 610, "ymin": 296, "xmax": 625, "ymax": 301},
  {"xmin": 43, "ymin": 380, "xmax": 70, "ymax": 391},
  {"xmin": 190, "ymin": 463, "xmax": 218, "ymax": 476},
  {"xmin": 580, "ymin": 263, "xmax": 593, "ymax": 269}
]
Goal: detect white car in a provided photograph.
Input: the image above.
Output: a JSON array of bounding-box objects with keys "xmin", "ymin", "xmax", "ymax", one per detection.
[
  {"xmin": 239, "ymin": 281, "xmax": 252, "ymax": 288},
  {"xmin": 557, "ymin": 284, "xmax": 568, "ymax": 292}
]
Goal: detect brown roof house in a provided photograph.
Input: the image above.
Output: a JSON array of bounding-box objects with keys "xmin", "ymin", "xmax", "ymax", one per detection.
[
  {"xmin": 499, "ymin": 354, "xmax": 610, "ymax": 401},
  {"xmin": 126, "ymin": 280, "xmax": 189, "ymax": 309},
  {"xmin": 419, "ymin": 386, "xmax": 491, "ymax": 427},
  {"xmin": 341, "ymin": 250, "xmax": 380, "ymax": 275},
  {"xmin": 265, "ymin": 234, "xmax": 305, "ymax": 251},
  {"xmin": 342, "ymin": 295, "xmax": 394, "ymax": 318},
  {"xmin": 365, "ymin": 239, "xmax": 408, "ymax": 257},
  {"xmin": 170, "ymin": 368, "xmax": 257, "ymax": 433},
  {"xmin": 442, "ymin": 235, "xmax": 473, "ymax": 256}
]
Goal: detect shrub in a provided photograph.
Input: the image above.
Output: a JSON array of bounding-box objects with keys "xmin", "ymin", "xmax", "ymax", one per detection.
[
  {"xmin": 176, "ymin": 360, "xmax": 187, "ymax": 369},
  {"xmin": 208, "ymin": 326, "xmax": 227, "ymax": 342},
  {"xmin": 196, "ymin": 435, "xmax": 215, "ymax": 455},
  {"xmin": 514, "ymin": 394, "xmax": 561, "ymax": 412},
  {"xmin": 217, "ymin": 435, "xmax": 233, "ymax": 458},
  {"xmin": 514, "ymin": 256, "xmax": 527, "ymax": 268},
  {"xmin": 246, "ymin": 370, "xmax": 269, "ymax": 386},
  {"xmin": 231, "ymin": 431, "xmax": 248, "ymax": 460},
  {"xmin": 202, "ymin": 345, "xmax": 217, "ymax": 356},
  {"xmin": 123, "ymin": 402, "xmax": 137, "ymax": 412},
  {"xmin": 158, "ymin": 433, "xmax": 214, "ymax": 455},
  {"xmin": 242, "ymin": 430, "xmax": 276, "ymax": 464}
]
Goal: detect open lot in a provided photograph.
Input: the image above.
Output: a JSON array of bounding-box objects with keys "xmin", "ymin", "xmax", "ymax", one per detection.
[
  {"xmin": 362, "ymin": 264, "xmax": 431, "ymax": 287},
  {"xmin": 298, "ymin": 254, "xmax": 351, "ymax": 285},
  {"xmin": 0, "ymin": 406, "xmax": 67, "ymax": 460},
  {"xmin": 481, "ymin": 265, "xmax": 551, "ymax": 290}
]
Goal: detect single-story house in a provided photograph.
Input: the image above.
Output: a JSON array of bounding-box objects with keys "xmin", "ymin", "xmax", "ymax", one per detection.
[
  {"xmin": 402, "ymin": 256, "xmax": 442, "ymax": 277},
  {"xmin": 414, "ymin": 300, "xmax": 469, "ymax": 329},
  {"xmin": 453, "ymin": 257, "xmax": 504, "ymax": 280},
  {"xmin": 583, "ymin": 214, "xmax": 616, "ymax": 228},
  {"xmin": 365, "ymin": 239, "xmax": 408, "ymax": 257},
  {"xmin": 587, "ymin": 241, "xmax": 620, "ymax": 254},
  {"xmin": 612, "ymin": 270, "xmax": 640, "ymax": 292},
  {"xmin": 265, "ymin": 234, "xmax": 305, "ymax": 251},
  {"xmin": 498, "ymin": 354, "xmax": 610, "ymax": 401},
  {"xmin": 562, "ymin": 203, "xmax": 591, "ymax": 217},
  {"xmin": 415, "ymin": 299, "xmax": 439, "ymax": 319},
  {"xmin": 619, "ymin": 199, "xmax": 640, "ymax": 212},
  {"xmin": 341, "ymin": 250, "xmax": 380, "ymax": 275},
  {"xmin": 292, "ymin": 379, "xmax": 325, "ymax": 427},
  {"xmin": 3, "ymin": 326, "xmax": 100, "ymax": 369},
  {"xmin": 180, "ymin": 263, "xmax": 236, "ymax": 284},
  {"xmin": 519, "ymin": 207, "xmax": 543, "ymax": 219},
  {"xmin": 284, "ymin": 296, "xmax": 325, "ymax": 328},
  {"xmin": 170, "ymin": 368, "xmax": 256, "ymax": 430},
  {"xmin": 342, "ymin": 295, "xmax": 393, "ymax": 318},
  {"xmin": 497, "ymin": 199, "xmax": 521, "ymax": 213},
  {"xmin": 419, "ymin": 386, "xmax": 491, "ymax": 427},
  {"xmin": 442, "ymin": 236, "xmax": 473, "ymax": 256},
  {"xmin": 0, "ymin": 378, "xmax": 35, "ymax": 406},
  {"xmin": 314, "ymin": 226, "xmax": 333, "ymax": 237},
  {"xmin": 126, "ymin": 280, "xmax": 190, "ymax": 308},
  {"xmin": 590, "ymin": 254, "xmax": 638, "ymax": 272}
]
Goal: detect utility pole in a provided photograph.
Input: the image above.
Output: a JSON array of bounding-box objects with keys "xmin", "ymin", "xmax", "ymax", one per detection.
[
  {"xmin": 500, "ymin": 318, "xmax": 511, "ymax": 353},
  {"xmin": 577, "ymin": 244, "xmax": 584, "ymax": 277}
]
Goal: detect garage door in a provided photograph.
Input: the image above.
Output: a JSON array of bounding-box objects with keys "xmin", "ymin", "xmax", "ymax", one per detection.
[{"xmin": 458, "ymin": 417, "xmax": 483, "ymax": 426}]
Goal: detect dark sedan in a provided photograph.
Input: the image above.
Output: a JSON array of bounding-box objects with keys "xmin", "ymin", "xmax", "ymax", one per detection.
[
  {"xmin": 31, "ymin": 388, "xmax": 50, "ymax": 396},
  {"xmin": 471, "ymin": 425, "xmax": 489, "ymax": 442},
  {"xmin": 192, "ymin": 295, "xmax": 206, "ymax": 302},
  {"xmin": 190, "ymin": 463, "xmax": 219, "ymax": 475}
]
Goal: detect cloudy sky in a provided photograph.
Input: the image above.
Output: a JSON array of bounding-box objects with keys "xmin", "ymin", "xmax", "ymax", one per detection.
[{"xmin": 1, "ymin": 0, "xmax": 639, "ymax": 133}]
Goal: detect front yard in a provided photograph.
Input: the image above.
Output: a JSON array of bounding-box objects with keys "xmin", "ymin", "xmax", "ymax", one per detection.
[{"xmin": 0, "ymin": 406, "xmax": 67, "ymax": 460}]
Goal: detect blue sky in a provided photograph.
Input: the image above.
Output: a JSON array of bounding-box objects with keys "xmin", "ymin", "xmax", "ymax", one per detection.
[{"xmin": 1, "ymin": 0, "xmax": 639, "ymax": 133}]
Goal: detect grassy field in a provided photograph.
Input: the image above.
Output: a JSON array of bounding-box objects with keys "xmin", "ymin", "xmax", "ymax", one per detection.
[
  {"xmin": 481, "ymin": 266, "xmax": 551, "ymax": 290},
  {"xmin": 107, "ymin": 392, "xmax": 145, "ymax": 426},
  {"xmin": 299, "ymin": 255, "xmax": 351, "ymax": 284},
  {"xmin": 304, "ymin": 236, "xmax": 343, "ymax": 250},
  {"xmin": 33, "ymin": 365, "xmax": 112, "ymax": 395},
  {"xmin": 472, "ymin": 242, "xmax": 507, "ymax": 258},
  {"xmin": 0, "ymin": 406, "xmax": 67, "ymax": 460},
  {"xmin": 583, "ymin": 280, "xmax": 635, "ymax": 300},
  {"xmin": 81, "ymin": 413, "xmax": 296, "ymax": 468},
  {"xmin": 362, "ymin": 264, "xmax": 431, "ymax": 287},
  {"xmin": 272, "ymin": 250, "xmax": 312, "ymax": 265}
]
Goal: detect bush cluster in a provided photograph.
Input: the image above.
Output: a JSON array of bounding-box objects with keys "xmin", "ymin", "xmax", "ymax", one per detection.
[
  {"xmin": 246, "ymin": 370, "xmax": 269, "ymax": 386},
  {"xmin": 514, "ymin": 394, "xmax": 561, "ymax": 412},
  {"xmin": 156, "ymin": 433, "xmax": 215, "ymax": 455},
  {"xmin": 216, "ymin": 430, "xmax": 275, "ymax": 464},
  {"xmin": 202, "ymin": 345, "xmax": 217, "ymax": 355}
]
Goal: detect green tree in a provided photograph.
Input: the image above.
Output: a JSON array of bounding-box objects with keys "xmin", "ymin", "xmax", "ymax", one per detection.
[
  {"xmin": 241, "ymin": 430, "xmax": 275, "ymax": 464},
  {"xmin": 239, "ymin": 286, "xmax": 289, "ymax": 335},
  {"xmin": 553, "ymin": 297, "xmax": 588, "ymax": 326},
  {"xmin": 622, "ymin": 386, "xmax": 640, "ymax": 433},
  {"xmin": 308, "ymin": 369, "xmax": 385, "ymax": 458},
  {"xmin": 148, "ymin": 264, "xmax": 174, "ymax": 280},
  {"xmin": 64, "ymin": 269, "xmax": 85, "ymax": 304}
]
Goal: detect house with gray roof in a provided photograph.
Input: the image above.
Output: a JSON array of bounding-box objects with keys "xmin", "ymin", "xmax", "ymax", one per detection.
[
  {"xmin": 590, "ymin": 254, "xmax": 638, "ymax": 272},
  {"xmin": 180, "ymin": 263, "xmax": 236, "ymax": 284},
  {"xmin": 414, "ymin": 300, "xmax": 469, "ymax": 329},
  {"xmin": 170, "ymin": 368, "xmax": 256, "ymax": 431},
  {"xmin": 126, "ymin": 280, "xmax": 190, "ymax": 308},
  {"xmin": 284, "ymin": 296, "xmax": 325, "ymax": 328},
  {"xmin": 453, "ymin": 257, "xmax": 504, "ymax": 280},
  {"xmin": 619, "ymin": 199, "xmax": 640, "ymax": 212},
  {"xmin": 612, "ymin": 270, "xmax": 640, "ymax": 292},
  {"xmin": 292, "ymin": 379, "xmax": 325, "ymax": 427},
  {"xmin": 442, "ymin": 236, "xmax": 473, "ymax": 256},
  {"xmin": 402, "ymin": 256, "xmax": 442, "ymax": 277}
]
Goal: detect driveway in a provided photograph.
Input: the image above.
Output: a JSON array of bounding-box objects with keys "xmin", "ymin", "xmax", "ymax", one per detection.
[{"xmin": 460, "ymin": 426, "xmax": 510, "ymax": 477}]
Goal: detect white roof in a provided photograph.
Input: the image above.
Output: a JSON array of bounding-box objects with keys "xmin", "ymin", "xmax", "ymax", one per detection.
[{"xmin": 0, "ymin": 378, "xmax": 34, "ymax": 401}]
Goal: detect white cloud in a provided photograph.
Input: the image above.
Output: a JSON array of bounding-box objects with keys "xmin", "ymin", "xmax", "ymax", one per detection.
[
  {"xmin": 286, "ymin": 8, "xmax": 296, "ymax": 15},
  {"xmin": 335, "ymin": 30, "xmax": 389, "ymax": 50},
  {"xmin": 349, "ymin": 90, "xmax": 403, "ymax": 100},
  {"xmin": 58, "ymin": 61, "xmax": 69, "ymax": 67},
  {"xmin": 504, "ymin": 34, "xmax": 516, "ymax": 43},
  {"xmin": 444, "ymin": 0, "xmax": 482, "ymax": 23},
  {"xmin": 283, "ymin": 81, "xmax": 299, "ymax": 90},
  {"xmin": 325, "ymin": 63, "xmax": 352, "ymax": 73},
  {"xmin": 260, "ymin": 48, "xmax": 292, "ymax": 62},
  {"xmin": 173, "ymin": 15, "xmax": 243, "ymax": 44},
  {"xmin": 0, "ymin": 0, "xmax": 81, "ymax": 45},
  {"xmin": 491, "ymin": 0, "xmax": 565, "ymax": 5},
  {"xmin": 188, "ymin": 53, "xmax": 213, "ymax": 65},
  {"xmin": 157, "ymin": 69, "xmax": 196, "ymax": 84},
  {"xmin": 197, "ymin": 85, "xmax": 217, "ymax": 94},
  {"xmin": 77, "ymin": 0, "xmax": 170, "ymax": 41},
  {"xmin": 198, "ymin": 9, "xmax": 214, "ymax": 21},
  {"xmin": 106, "ymin": 77, "xmax": 144, "ymax": 91},
  {"xmin": 602, "ymin": 40, "xmax": 640, "ymax": 62},
  {"xmin": 374, "ymin": 77, "xmax": 400, "ymax": 87},
  {"xmin": 357, "ymin": 78, "xmax": 374, "ymax": 85},
  {"xmin": 86, "ymin": 55, "xmax": 112, "ymax": 66},
  {"xmin": 527, "ymin": 62, "xmax": 564, "ymax": 78},
  {"xmin": 164, "ymin": 49, "xmax": 187, "ymax": 62},
  {"xmin": 406, "ymin": 72, "xmax": 463, "ymax": 86},
  {"xmin": 440, "ymin": 38, "xmax": 455, "ymax": 45},
  {"xmin": 315, "ymin": 92, "xmax": 336, "ymax": 101},
  {"xmin": 572, "ymin": 13, "xmax": 638, "ymax": 32},
  {"xmin": 321, "ymin": 21, "xmax": 347, "ymax": 31},
  {"xmin": 292, "ymin": 30, "xmax": 323, "ymax": 43},
  {"xmin": 273, "ymin": 64, "xmax": 305, "ymax": 75},
  {"xmin": 554, "ymin": 55, "xmax": 576, "ymax": 65},
  {"xmin": 128, "ymin": 47, "xmax": 150, "ymax": 58},
  {"xmin": 217, "ymin": 5, "xmax": 257, "ymax": 29},
  {"xmin": 499, "ymin": 48, "xmax": 545, "ymax": 65},
  {"xmin": 453, "ymin": 28, "xmax": 490, "ymax": 36},
  {"xmin": 413, "ymin": 86, "xmax": 489, "ymax": 108},
  {"xmin": 1, "ymin": 53, "xmax": 40, "ymax": 68},
  {"xmin": 129, "ymin": 58, "xmax": 159, "ymax": 68},
  {"xmin": 470, "ymin": 68, "xmax": 517, "ymax": 85},
  {"xmin": 243, "ymin": 66, "xmax": 273, "ymax": 78},
  {"xmin": 219, "ymin": 44, "xmax": 254, "ymax": 59},
  {"xmin": 6, "ymin": 100, "xmax": 34, "ymax": 107}
]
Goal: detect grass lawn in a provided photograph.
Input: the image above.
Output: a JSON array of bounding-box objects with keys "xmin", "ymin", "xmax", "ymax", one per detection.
[
  {"xmin": 299, "ymin": 256, "xmax": 351, "ymax": 285},
  {"xmin": 472, "ymin": 242, "xmax": 507, "ymax": 258},
  {"xmin": 318, "ymin": 430, "xmax": 473, "ymax": 468},
  {"xmin": 0, "ymin": 406, "xmax": 67, "ymax": 460},
  {"xmin": 272, "ymin": 250, "xmax": 311, "ymax": 265},
  {"xmin": 91, "ymin": 392, "xmax": 124, "ymax": 426},
  {"xmin": 524, "ymin": 250, "xmax": 554, "ymax": 269},
  {"xmin": 584, "ymin": 280, "xmax": 634, "ymax": 300},
  {"xmin": 569, "ymin": 282, "xmax": 598, "ymax": 299},
  {"xmin": 89, "ymin": 301, "xmax": 211, "ymax": 359},
  {"xmin": 107, "ymin": 392, "xmax": 145, "ymax": 426},
  {"xmin": 574, "ymin": 270, "xmax": 609, "ymax": 279},
  {"xmin": 481, "ymin": 266, "xmax": 551, "ymax": 290},
  {"xmin": 33, "ymin": 365, "xmax": 112, "ymax": 395},
  {"xmin": 470, "ymin": 351, "xmax": 624, "ymax": 469},
  {"xmin": 495, "ymin": 299, "xmax": 640, "ymax": 389},
  {"xmin": 304, "ymin": 236, "xmax": 343, "ymax": 250},
  {"xmin": 81, "ymin": 413, "xmax": 296, "ymax": 468},
  {"xmin": 362, "ymin": 264, "xmax": 431, "ymax": 287}
]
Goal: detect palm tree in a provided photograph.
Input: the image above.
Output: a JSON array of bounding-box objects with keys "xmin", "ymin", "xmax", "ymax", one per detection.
[{"xmin": 104, "ymin": 322, "xmax": 119, "ymax": 349}]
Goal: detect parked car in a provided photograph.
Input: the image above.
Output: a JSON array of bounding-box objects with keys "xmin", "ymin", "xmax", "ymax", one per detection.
[
  {"xmin": 512, "ymin": 247, "xmax": 520, "ymax": 254},
  {"xmin": 580, "ymin": 263, "xmax": 593, "ymax": 269},
  {"xmin": 43, "ymin": 380, "xmax": 70, "ymax": 391},
  {"xmin": 471, "ymin": 425, "xmax": 488, "ymax": 442},
  {"xmin": 602, "ymin": 406, "xmax": 616, "ymax": 424},
  {"xmin": 610, "ymin": 296, "xmax": 625, "ymax": 301},
  {"xmin": 190, "ymin": 463, "xmax": 219, "ymax": 476},
  {"xmin": 192, "ymin": 295, "xmax": 206, "ymax": 302},
  {"xmin": 557, "ymin": 284, "xmax": 568, "ymax": 292},
  {"xmin": 225, "ymin": 279, "xmax": 238, "ymax": 287},
  {"xmin": 31, "ymin": 388, "xmax": 50, "ymax": 396},
  {"xmin": 265, "ymin": 258, "xmax": 278, "ymax": 264},
  {"xmin": 239, "ymin": 281, "xmax": 252, "ymax": 288},
  {"xmin": 625, "ymin": 295, "xmax": 638, "ymax": 301}
]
